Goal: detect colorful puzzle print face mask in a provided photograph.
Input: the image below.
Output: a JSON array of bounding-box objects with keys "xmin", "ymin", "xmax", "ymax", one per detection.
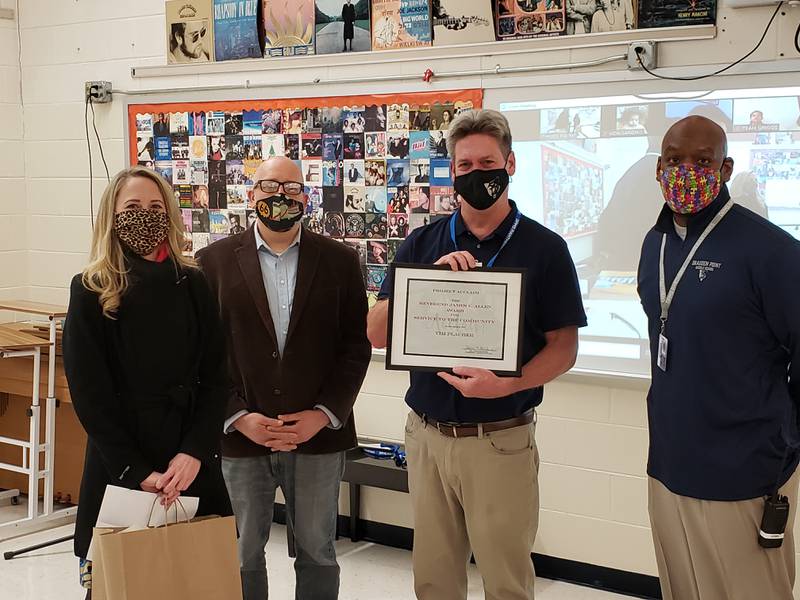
[{"xmin": 659, "ymin": 164, "xmax": 722, "ymax": 215}]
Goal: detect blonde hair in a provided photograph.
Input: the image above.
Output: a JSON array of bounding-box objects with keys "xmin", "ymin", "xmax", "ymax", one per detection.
[
  {"xmin": 446, "ymin": 109, "xmax": 513, "ymax": 160},
  {"xmin": 82, "ymin": 166, "xmax": 195, "ymax": 318}
]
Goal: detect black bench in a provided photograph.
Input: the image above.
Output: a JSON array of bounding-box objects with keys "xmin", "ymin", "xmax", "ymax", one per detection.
[{"xmin": 342, "ymin": 447, "xmax": 409, "ymax": 542}]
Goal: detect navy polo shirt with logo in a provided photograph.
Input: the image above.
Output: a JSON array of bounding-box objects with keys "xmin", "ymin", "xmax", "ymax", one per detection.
[
  {"xmin": 379, "ymin": 201, "xmax": 587, "ymax": 424},
  {"xmin": 638, "ymin": 185, "xmax": 800, "ymax": 501}
]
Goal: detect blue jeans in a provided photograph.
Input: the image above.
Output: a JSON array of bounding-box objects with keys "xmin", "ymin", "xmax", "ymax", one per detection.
[{"xmin": 222, "ymin": 452, "xmax": 345, "ymax": 600}]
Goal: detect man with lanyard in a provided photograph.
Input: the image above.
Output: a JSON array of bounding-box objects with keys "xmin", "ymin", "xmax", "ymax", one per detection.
[
  {"xmin": 637, "ymin": 115, "xmax": 800, "ymax": 599},
  {"xmin": 367, "ymin": 109, "xmax": 586, "ymax": 600}
]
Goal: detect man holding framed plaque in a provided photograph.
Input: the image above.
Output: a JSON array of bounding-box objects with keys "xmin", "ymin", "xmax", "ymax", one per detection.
[{"xmin": 367, "ymin": 109, "xmax": 587, "ymax": 600}]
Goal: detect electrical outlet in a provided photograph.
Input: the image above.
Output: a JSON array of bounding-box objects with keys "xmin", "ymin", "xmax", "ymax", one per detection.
[
  {"xmin": 84, "ymin": 81, "xmax": 113, "ymax": 103},
  {"xmin": 627, "ymin": 41, "xmax": 657, "ymax": 71}
]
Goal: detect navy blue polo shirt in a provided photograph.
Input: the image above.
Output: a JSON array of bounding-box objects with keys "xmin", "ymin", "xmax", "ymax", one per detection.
[
  {"xmin": 379, "ymin": 200, "xmax": 587, "ymax": 423},
  {"xmin": 638, "ymin": 185, "xmax": 800, "ymax": 501}
]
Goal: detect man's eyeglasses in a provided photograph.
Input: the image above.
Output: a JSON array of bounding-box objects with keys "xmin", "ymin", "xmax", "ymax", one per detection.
[{"xmin": 254, "ymin": 180, "xmax": 304, "ymax": 195}]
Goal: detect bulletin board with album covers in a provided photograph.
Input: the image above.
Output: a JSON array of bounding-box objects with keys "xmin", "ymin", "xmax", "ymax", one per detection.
[{"xmin": 128, "ymin": 90, "xmax": 482, "ymax": 306}]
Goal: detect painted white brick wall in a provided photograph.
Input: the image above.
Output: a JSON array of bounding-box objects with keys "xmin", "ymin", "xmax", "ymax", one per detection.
[
  {"xmin": 8, "ymin": 0, "xmax": 800, "ymax": 585},
  {"xmin": 0, "ymin": 0, "xmax": 25, "ymax": 304}
]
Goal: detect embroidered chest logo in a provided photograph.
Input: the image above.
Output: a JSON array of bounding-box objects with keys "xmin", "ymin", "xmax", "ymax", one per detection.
[{"xmin": 691, "ymin": 259, "xmax": 722, "ymax": 282}]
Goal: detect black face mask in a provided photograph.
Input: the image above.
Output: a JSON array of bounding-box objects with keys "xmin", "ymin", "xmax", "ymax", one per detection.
[
  {"xmin": 453, "ymin": 165, "xmax": 510, "ymax": 211},
  {"xmin": 255, "ymin": 194, "xmax": 305, "ymax": 232}
]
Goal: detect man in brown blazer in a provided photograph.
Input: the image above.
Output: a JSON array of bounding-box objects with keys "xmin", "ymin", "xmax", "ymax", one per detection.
[{"xmin": 197, "ymin": 156, "xmax": 371, "ymax": 600}]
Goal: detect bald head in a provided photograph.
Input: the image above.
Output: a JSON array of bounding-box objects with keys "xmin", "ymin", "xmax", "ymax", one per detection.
[
  {"xmin": 663, "ymin": 116, "xmax": 727, "ymax": 156},
  {"xmin": 658, "ymin": 115, "xmax": 734, "ymax": 184},
  {"xmin": 254, "ymin": 156, "xmax": 303, "ymax": 186}
]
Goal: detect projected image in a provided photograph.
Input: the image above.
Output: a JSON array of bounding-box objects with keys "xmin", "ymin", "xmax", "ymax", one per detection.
[
  {"xmin": 611, "ymin": 105, "xmax": 649, "ymax": 136},
  {"xmin": 732, "ymin": 97, "xmax": 800, "ymax": 133},
  {"xmin": 541, "ymin": 146, "xmax": 603, "ymax": 238},
  {"xmin": 540, "ymin": 106, "xmax": 601, "ymax": 139},
  {"xmin": 503, "ymin": 86, "xmax": 800, "ymax": 376}
]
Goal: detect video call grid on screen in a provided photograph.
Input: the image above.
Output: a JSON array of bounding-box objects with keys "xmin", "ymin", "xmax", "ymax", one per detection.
[{"xmin": 498, "ymin": 86, "xmax": 800, "ymax": 376}]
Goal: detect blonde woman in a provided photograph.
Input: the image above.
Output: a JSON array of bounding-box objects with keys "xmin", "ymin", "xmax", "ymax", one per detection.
[{"xmin": 63, "ymin": 166, "xmax": 232, "ymax": 599}]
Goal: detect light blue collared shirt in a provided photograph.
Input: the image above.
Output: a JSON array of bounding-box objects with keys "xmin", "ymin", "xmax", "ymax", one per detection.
[{"xmin": 224, "ymin": 225, "xmax": 341, "ymax": 433}]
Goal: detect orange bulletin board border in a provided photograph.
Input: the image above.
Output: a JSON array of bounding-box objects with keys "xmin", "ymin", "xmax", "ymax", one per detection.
[{"xmin": 127, "ymin": 89, "xmax": 483, "ymax": 165}]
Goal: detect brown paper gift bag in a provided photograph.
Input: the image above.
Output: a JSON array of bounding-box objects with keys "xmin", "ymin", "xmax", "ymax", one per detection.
[{"xmin": 91, "ymin": 515, "xmax": 242, "ymax": 600}]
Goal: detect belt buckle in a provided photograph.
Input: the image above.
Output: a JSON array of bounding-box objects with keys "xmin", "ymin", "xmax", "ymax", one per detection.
[{"xmin": 436, "ymin": 422, "xmax": 459, "ymax": 438}]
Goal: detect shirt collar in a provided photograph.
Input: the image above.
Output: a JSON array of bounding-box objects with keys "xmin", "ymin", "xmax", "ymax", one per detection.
[
  {"xmin": 654, "ymin": 184, "xmax": 731, "ymax": 237},
  {"xmin": 254, "ymin": 223, "xmax": 302, "ymax": 256},
  {"xmin": 454, "ymin": 199, "xmax": 518, "ymax": 240}
]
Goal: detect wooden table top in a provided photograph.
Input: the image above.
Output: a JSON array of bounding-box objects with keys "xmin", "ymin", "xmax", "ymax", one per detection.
[
  {"xmin": 0, "ymin": 324, "xmax": 50, "ymax": 350},
  {"xmin": 0, "ymin": 300, "xmax": 67, "ymax": 318}
]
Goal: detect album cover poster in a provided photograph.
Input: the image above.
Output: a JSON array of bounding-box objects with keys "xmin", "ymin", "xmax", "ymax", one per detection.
[
  {"xmin": 365, "ymin": 132, "xmax": 387, "ymax": 157},
  {"xmin": 364, "ymin": 104, "xmax": 387, "ymax": 131},
  {"xmin": 136, "ymin": 114, "xmax": 154, "ymax": 135},
  {"xmin": 226, "ymin": 185, "xmax": 247, "ymax": 208},
  {"xmin": 192, "ymin": 232, "xmax": 211, "ymax": 251},
  {"xmin": 409, "ymin": 104, "xmax": 431, "ymax": 130},
  {"xmin": 323, "ymin": 134, "xmax": 345, "ymax": 160},
  {"xmin": 263, "ymin": 0, "xmax": 316, "ymax": 57},
  {"xmin": 155, "ymin": 161, "xmax": 174, "ymax": 183},
  {"xmin": 367, "ymin": 265, "xmax": 388, "ymax": 291},
  {"xmin": 243, "ymin": 135, "xmax": 263, "ymax": 159},
  {"xmin": 345, "ymin": 212, "xmax": 367, "ymax": 238},
  {"xmin": 136, "ymin": 136, "xmax": 154, "ymax": 162},
  {"xmin": 206, "ymin": 111, "xmax": 226, "ymax": 135},
  {"xmin": 171, "ymin": 112, "xmax": 190, "ymax": 135},
  {"xmin": 495, "ymin": 0, "xmax": 566, "ymax": 39},
  {"xmin": 637, "ymin": 0, "xmax": 715, "ymax": 28},
  {"xmin": 214, "ymin": 0, "xmax": 264, "ymax": 60},
  {"xmin": 173, "ymin": 160, "xmax": 191, "ymax": 185},
  {"xmin": 166, "ymin": 0, "xmax": 215, "ymax": 64},
  {"xmin": 371, "ymin": 0, "xmax": 432, "ymax": 50},
  {"xmin": 433, "ymin": 0, "xmax": 495, "ymax": 46},
  {"xmin": 316, "ymin": 0, "xmax": 372, "ymax": 54},
  {"xmin": 262, "ymin": 109, "xmax": 283, "ymax": 134},
  {"xmin": 190, "ymin": 159, "xmax": 209, "ymax": 185},
  {"xmin": 262, "ymin": 133, "xmax": 285, "ymax": 158}
]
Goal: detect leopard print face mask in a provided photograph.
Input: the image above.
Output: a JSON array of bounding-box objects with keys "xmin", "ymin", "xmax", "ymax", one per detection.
[{"xmin": 114, "ymin": 209, "xmax": 170, "ymax": 256}]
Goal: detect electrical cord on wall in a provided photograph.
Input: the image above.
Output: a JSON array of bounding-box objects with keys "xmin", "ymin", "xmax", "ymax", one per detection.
[
  {"xmin": 637, "ymin": 2, "xmax": 784, "ymax": 81},
  {"xmin": 84, "ymin": 95, "xmax": 94, "ymax": 229},
  {"xmin": 89, "ymin": 98, "xmax": 110, "ymax": 182},
  {"xmin": 84, "ymin": 93, "xmax": 111, "ymax": 228},
  {"xmin": 795, "ymin": 18, "xmax": 800, "ymax": 54}
]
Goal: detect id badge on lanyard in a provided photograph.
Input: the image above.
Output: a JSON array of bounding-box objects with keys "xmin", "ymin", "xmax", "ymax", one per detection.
[{"xmin": 657, "ymin": 200, "xmax": 733, "ymax": 372}]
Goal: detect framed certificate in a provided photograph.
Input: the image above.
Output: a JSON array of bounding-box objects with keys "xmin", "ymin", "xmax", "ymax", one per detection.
[{"xmin": 386, "ymin": 263, "xmax": 526, "ymax": 376}]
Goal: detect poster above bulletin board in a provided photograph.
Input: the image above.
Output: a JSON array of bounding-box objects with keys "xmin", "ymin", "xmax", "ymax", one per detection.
[{"xmin": 128, "ymin": 89, "xmax": 482, "ymax": 306}]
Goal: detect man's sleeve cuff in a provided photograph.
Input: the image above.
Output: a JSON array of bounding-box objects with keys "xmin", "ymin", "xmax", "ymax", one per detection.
[
  {"xmin": 315, "ymin": 405, "xmax": 343, "ymax": 430},
  {"xmin": 224, "ymin": 410, "xmax": 249, "ymax": 434}
]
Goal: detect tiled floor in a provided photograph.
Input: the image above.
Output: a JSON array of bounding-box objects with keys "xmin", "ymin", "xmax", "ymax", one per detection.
[{"xmin": 0, "ymin": 506, "xmax": 632, "ymax": 600}]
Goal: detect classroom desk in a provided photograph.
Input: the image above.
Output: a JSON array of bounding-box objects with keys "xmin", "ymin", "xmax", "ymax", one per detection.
[{"xmin": 0, "ymin": 301, "xmax": 85, "ymax": 527}]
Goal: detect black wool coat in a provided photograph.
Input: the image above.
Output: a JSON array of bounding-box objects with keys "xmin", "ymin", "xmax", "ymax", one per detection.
[{"xmin": 63, "ymin": 253, "xmax": 232, "ymax": 559}]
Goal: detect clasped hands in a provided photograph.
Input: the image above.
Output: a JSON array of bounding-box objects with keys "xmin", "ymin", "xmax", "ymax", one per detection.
[{"xmin": 234, "ymin": 409, "xmax": 331, "ymax": 452}]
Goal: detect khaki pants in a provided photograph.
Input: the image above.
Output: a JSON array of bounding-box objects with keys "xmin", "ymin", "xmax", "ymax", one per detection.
[
  {"xmin": 649, "ymin": 467, "xmax": 800, "ymax": 600},
  {"xmin": 405, "ymin": 411, "xmax": 539, "ymax": 600}
]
